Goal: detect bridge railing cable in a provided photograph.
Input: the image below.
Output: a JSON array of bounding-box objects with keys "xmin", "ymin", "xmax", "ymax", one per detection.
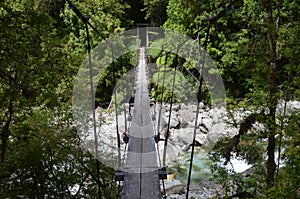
[
  {"xmin": 156, "ymin": 52, "xmax": 170, "ymax": 143},
  {"xmin": 156, "ymin": 52, "xmax": 169, "ymax": 198},
  {"xmin": 162, "ymin": 39, "xmax": 189, "ymax": 168},
  {"xmin": 153, "ymin": 50, "xmax": 170, "ymax": 198},
  {"xmin": 151, "ymin": 49, "xmax": 164, "ymax": 136}
]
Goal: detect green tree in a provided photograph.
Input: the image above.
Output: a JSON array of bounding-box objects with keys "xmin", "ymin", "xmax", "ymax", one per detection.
[
  {"xmin": 143, "ymin": 0, "xmax": 168, "ymax": 26},
  {"xmin": 0, "ymin": 0, "xmax": 129, "ymax": 197},
  {"xmin": 0, "ymin": 0, "xmax": 72, "ymax": 161},
  {"xmin": 163, "ymin": 0, "xmax": 299, "ymax": 196}
]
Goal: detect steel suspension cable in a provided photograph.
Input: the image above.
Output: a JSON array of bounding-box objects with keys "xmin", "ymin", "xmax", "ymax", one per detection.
[
  {"xmin": 110, "ymin": 49, "xmax": 122, "ymax": 172},
  {"xmin": 186, "ymin": 25, "xmax": 210, "ymax": 199},
  {"xmin": 177, "ymin": 65, "xmax": 198, "ymax": 82},
  {"xmin": 85, "ymin": 22, "xmax": 102, "ymax": 199},
  {"xmin": 184, "ymin": 2, "xmax": 237, "ymax": 197},
  {"xmin": 162, "ymin": 56, "xmax": 178, "ymax": 168},
  {"xmin": 160, "ymin": 41, "xmax": 187, "ymax": 197},
  {"xmin": 66, "ymin": 3, "xmax": 124, "ymax": 197},
  {"xmin": 153, "ymin": 69, "xmax": 160, "ymax": 142},
  {"xmin": 162, "ymin": 40, "xmax": 188, "ymax": 168},
  {"xmin": 153, "ymin": 51, "xmax": 164, "ymax": 159},
  {"xmin": 67, "ymin": 0, "xmax": 107, "ymax": 41}
]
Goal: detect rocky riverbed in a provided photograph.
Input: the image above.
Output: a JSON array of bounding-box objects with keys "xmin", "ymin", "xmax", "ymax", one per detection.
[
  {"xmin": 92, "ymin": 100, "xmax": 299, "ymax": 198},
  {"xmin": 161, "ymin": 179, "xmax": 226, "ymax": 199}
]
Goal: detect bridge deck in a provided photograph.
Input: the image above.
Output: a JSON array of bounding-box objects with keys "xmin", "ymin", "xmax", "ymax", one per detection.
[{"xmin": 121, "ymin": 48, "xmax": 161, "ymax": 199}]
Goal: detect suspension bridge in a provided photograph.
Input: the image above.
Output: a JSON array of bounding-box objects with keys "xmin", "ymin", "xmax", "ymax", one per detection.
[
  {"xmin": 68, "ymin": 0, "xmax": 228, "ymax": 198},
  {"xmin": 115, "ymin": 28, "xmax": 185, "ymax": 198},
  {"xmin": 119, "ymin": 47, "xmax": 162, "ymax": 198}
]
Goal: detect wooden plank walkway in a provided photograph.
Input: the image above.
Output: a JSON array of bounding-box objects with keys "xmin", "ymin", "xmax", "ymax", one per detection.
[{"xmin": 121, "ymin": 47, "xmax": 161, "ymax": 199}]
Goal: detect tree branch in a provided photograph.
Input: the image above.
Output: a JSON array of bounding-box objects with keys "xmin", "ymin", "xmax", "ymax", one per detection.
[{"xmin": 224, "ymin": 113, "xmax": 261, "ymax": 164}]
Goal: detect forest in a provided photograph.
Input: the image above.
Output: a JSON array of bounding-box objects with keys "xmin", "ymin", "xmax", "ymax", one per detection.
[{"xmin": 0, "ymin": 0, "xmax": 299, "ymax": 198}]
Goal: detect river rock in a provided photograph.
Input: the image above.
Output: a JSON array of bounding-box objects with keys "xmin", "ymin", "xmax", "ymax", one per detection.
[
  {"xmin": 179, "ymin": 120, "xmax": 189, "ymax": 128},
  {"xmin": 181, "ymin": 144, "xmax": 191, "ymax": 152},
  {"xmin": 158, "ymin": 141, "xmax": 181, "ymax": 162},
  {"xmin": 277, "ymin": 100, "xmax": 300, "ymax": 116},
  {"xmin": 179, "ymin": 109, "xmax": 195, "ymax": 122},
  {"xmin": 176, "ymin": 128, "xmax": 194, "ymax": 145},
  {"xmin": 162, "ymin": 179, "xmax": 184, "ymax": 195},
  {"xmin": 167, "ymin": 180, "xmax": 225, "ymax": 199},
  {"xmin": 180, "ymin": 103, "xmax": 188, "ymax": 110},
  {"xmin": 172, "ymin": 104, "xmax": 180, "ymax": 111},
  {"xmin": 175, "ymin": 128, "xmax": 207, "ymax": 149},
  {"xmin": 188, "ymin": 104, "xmax": 198, "ymax": 113},
  {"xmin": 200, "ymin": 117, "xmax": 213, "ymax": 132},
  {"xmin": 209, "ymin": 107, "xmax": 226, "ymax": 123},
  {"xmin": 199, "ymin": 102, "xmax": 205, "ymax": 109},
  {"xmin": 223, "ymin": 126, "xmax": 239, "ymax": 137},
  {"xmin": 199, "ymin": 125, "xmax": 209, "ymax": 134},
  {"xmin": 207, "ymin": 123, "xmax": 225, "ymax": 142},
  {"xmin": 157, "ymin": 115, "xmax": 168, "ymax": 130},
  {"xmin": 196, "ymin": 134, "xmax": 208, "ymax": 145},
  {"xmin": 170, "ymin": 116, "xmax": 180, "ymax": 128}
]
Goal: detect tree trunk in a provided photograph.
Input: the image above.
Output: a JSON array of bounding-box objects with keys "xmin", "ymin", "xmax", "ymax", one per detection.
[
  {"xmin": 263, "ymin": 0, "xmax": 279, "ymax": 187},
  {"xmin": 0, "ymin": 100, "xmax": 13, "ymax": 162}
]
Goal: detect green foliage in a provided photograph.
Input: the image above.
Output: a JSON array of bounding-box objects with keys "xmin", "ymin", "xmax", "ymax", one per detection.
[
  {"xmin": 163, "ymin": 0, "xmax": 299, "ymax": 196},
  {"xmin": 0, "ymin": 0, "xmax": 72, "ymax": 107},
  {"xmin": 0, "ymin": 106, "xmax": 117, "ymax": 198},
  {"xmin": 95, "ymin": 53, "xmax": 136, "ymax": 108},
  {"xmin": 209, "ymin": 103, "xmax": 300, "ymax": 197},
  {"xmin": 0, "ymin": 0, "xmax": 299, "ymax": 197},
  {"xmin": 0, "ymin": 0, "xmax": 129, "ymax": 197},
  {"xmin": 143, "ymin": 0, "xmax": 168, "ymax": 26},
  {"xmin": 269, "ymin": 111, "xmax": 300, "ymax": 198},
  {"xmin": 60, "ymin": 0, "xmax": 129, "ymax": 66}
]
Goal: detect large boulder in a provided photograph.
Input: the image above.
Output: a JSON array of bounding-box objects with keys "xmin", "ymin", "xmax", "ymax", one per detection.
[
  {"xmin": 170, "ymin": 115, "xmax": 180, "ymax": 128},
  {"xmin": 158, "ymin": 141, "xmax": 181, "ymax": 162},
  {"xmin": 178, "ymin": 109, "xmax": 195, "ymax": 128},
  {"xmin": 207, "ymin": 123, "xmax": 225, "ymax": 142},
  {"xmin": 176, "ymin": 128, "xmax": 194, "ymax": 145},
  {"xmin": 175, "ymin": 128, "xmax": 207, "ymax": 149},
  {"xmin": 157, "ymin": 115, "xmax": 168, "ymax": 131}
]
